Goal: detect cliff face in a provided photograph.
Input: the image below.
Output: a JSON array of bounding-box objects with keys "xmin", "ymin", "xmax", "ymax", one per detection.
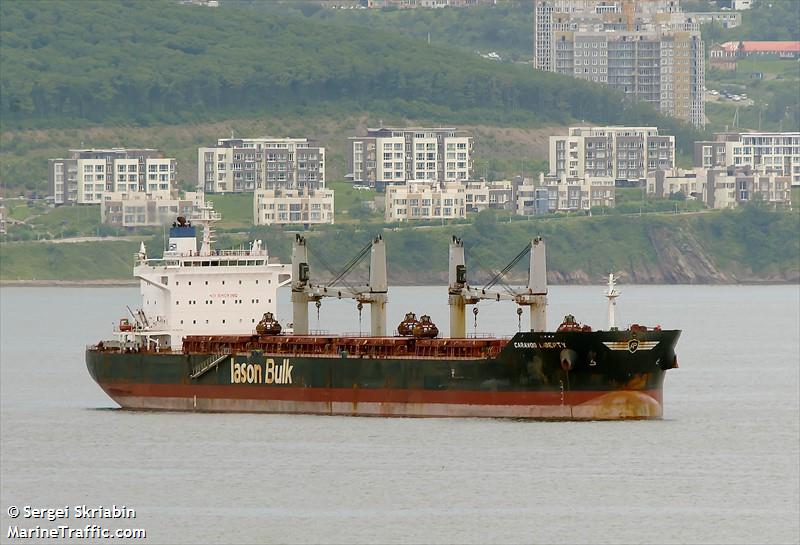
[{"xmin": 644, "ymin": 225, "xmax": 734, "ymax": 284}]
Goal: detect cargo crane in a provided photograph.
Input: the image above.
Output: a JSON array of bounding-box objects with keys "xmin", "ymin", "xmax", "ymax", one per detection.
[
  {"xmin": 448, "ymin": 236, "xmax": 548, "ymax": 338},
  {"xmin": 291, "ymin": 234, "xmax": 388, "ymax": 336}
]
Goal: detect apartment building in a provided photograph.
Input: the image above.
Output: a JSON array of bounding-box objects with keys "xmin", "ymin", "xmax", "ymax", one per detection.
[
  {"xmin": 694, "ymin": 132, "xmax": 800, "ymax": 186},
  {"xmin": 253, "ymin": 188, "xmax": 334, "ymax": 226},
  {"xmin": 386, "ymin": 176, "xmax": 613, "ymax": 222},
  {"xmin": 49, "ymin": 149, "xmax": 176, "ymax": 205},
  {"xmin": 538, "ymin": 172, "xmax": 616, "ymax": 211},
  {"xmin": 198, "ymin": 138, "xmax": 325, "ymax": 194},
  {"xmin": 365, "ymin": 0, "xmax": 494, "ymax": 7},
  {"xmin": 466, "ymin": 177, "xmax": 564, "ymax": 215},
  {"xmin": 684, "ymin": 11, "xmax": 741, "ymax": 29},
  {"xmin": 717, "ymin": 0, "xmax": 752, "ymax": 10},
  {"xmin": 463, "ymin": 180, "xmax": 514, "ymax": 212},
  {"xmin": 385, "ymin": 181, "xmax": 468, "ymax": 222},
  {"xmin": 646, "ymin": 168, "xmax": 706, "ymax": 199},
  {"xmin": 709, "ymin": 167, "xmax": 792, "ymax": 209},
  {"xmin": 349, "ymin": 127, "xmax": 472, "ymax": 190},
  {"xmin": 550, "ymin": 126, "xmax": 674, "ymax": 185},
  {"xmin": 647, "ymin": 166, "xmax": 792, "ymax": 209},
  {"xmin": 533, "ymin": 0, "xmax": 705, "ymax": 127},
  {"xmin": 101, "ymin": 192, "xmax": 201, "ymax": 228}
]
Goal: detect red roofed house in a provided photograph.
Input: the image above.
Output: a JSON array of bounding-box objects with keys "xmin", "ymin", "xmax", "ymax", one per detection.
[{"xmin": 722, "ymin": 41, "xmax": 800, "ymax": 59}]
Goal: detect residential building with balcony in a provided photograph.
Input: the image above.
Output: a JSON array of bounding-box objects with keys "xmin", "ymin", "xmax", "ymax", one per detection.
[
  {"xmin": 49, "ymin": 149, "xmax": 176, "ymax": 205},
  {"xmin": 533, "ymin": 0, "xmax": 705, "ymax": 127},
  {"xmin": 647, "ymin": 166, "xmax": 792, "ymax": 209},
  {"xmin": 349, "ymin": 127, "xmax": 472, "ymax": 190},
  {"xmin": 198, "ymin": 137, "xmax": 325, "ymax": 194},
  {"xmin": 684, "ymin": 11, "xmax": 741, "ymax": 29},
  {"xmin": 101, "ymin": 191, "xmax": 202, "ymax": 228},
  {"xmin": 253, "ymin": 189, "xmax": 334, "ymax": 226},
  {"xmin": 384, "ymin": 181, "xmax": 467, "ymax": 222},
  {"xmin": 365, "ymin": 0, "xmax": 495, "ymax": 7},
  {"xmin": 550, "ymin": 126, "xmax": 675, "ymax": 185},
  {"xmin": 694, "ymin": 132, "xmax": 800, "ymax": 186},
  {"xmin": 538, "ymin": 172, "xmax": 616, "ymax": 211}
]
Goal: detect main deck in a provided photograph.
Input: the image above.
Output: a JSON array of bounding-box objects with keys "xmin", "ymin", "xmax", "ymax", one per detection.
[{"xmin": 181, "ymin": 334, "xmax": 509, "ymax": 360}]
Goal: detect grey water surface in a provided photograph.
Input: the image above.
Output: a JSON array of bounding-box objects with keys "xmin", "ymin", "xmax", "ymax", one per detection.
[{"xmin": 1, "ymin": 285, "xmax": 798, "ymax": 544}]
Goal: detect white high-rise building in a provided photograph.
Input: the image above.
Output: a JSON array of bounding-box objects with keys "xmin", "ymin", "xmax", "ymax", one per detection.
[
  {"xmin": 694, "ymin": 132, "xmax": 800, "ymax": 186},
  {"xmin": 349, "ymin": 127, "xmax": 472, "ymax": 190},
  {"xmin": 549, "ymin": 126, "xmax": 675, "ymax": 184},
  {"xmin": 198, "ymin": 137, "xmax": 325, "ymax": 194},
  {"xmin": 49, "ymin": 149, "xmax": 176, "ymax": 205},
  {"xmin": 533, "ymin": 0, "xmax": 705, "ymax": 127}
]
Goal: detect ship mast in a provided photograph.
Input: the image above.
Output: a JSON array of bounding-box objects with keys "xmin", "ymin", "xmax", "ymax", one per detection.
[
  {"xmin": 605, "ymin": 273, "xmax": 621, "ymax": 330},
  {"xmin": 448, "ymin": 236, "xmax": 547, "ymax": 337},
  {"xmin": 291, "ymin": 234, "xmax": 388, "ymax": 336},
  {"xmin": 193, "ymin": 199, "xmax": 221, "ymax": 256}
]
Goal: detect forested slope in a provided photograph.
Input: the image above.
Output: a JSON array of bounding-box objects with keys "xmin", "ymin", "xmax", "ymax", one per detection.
[
  {"xmin": 3, "ymin": 207, "xmax": 797, "ymax": 284},
  {"xmin": 0, "ymin": 0, "xmax": 699, "ymax": 148}
]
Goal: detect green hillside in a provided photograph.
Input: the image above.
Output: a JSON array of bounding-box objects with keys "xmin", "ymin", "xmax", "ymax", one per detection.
[
  {"xmin": 0, "ymin": 1, "xmax": 700, "ymax": 131},
  {"xmin": 3, "ymin": 206, "xmax": 797, "ymax": 284}
]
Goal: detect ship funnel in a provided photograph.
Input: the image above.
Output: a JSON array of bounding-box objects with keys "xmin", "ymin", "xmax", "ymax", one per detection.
[{"xmin": 167, "ymin": 220, "xmax": 197, "ymax": 256}]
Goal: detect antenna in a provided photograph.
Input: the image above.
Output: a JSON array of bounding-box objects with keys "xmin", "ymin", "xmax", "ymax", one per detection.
[{"xmin": 605, "ymin": 273, "xmax": 621, "ymax": 330}]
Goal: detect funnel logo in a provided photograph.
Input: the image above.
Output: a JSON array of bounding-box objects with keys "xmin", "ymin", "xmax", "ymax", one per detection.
[{"xmin": 628, "ymin": 339, "xmax": 639, "ymax": 353}]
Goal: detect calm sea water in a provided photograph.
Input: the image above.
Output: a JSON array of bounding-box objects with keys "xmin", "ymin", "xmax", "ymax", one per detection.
[{"xmin": 1, "ymin": 285, "xmax": 798, "ymax": 545}]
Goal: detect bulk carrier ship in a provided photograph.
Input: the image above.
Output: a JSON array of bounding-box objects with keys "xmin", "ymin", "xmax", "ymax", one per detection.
[{"xmin": 86, "ymin": 202, "xmax": 680, "ymax": 420}]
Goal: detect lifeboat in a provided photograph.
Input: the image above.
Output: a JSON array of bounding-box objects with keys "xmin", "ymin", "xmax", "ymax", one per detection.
[
  {"xmin": 557, "ymin": 314, "xmax": 592, "ymax": 332},
  {"xmin": 397, "ymin": 312, "xmax": 419, "ymax": 336},
  {"xmin": 412, "ymin": 315, "xmax": 439, "ymax": 338},
  {"xmin": 256, "ymin": 312, "xmax": 282, "ymax": 336},
  {"xmin": 118, "ymin": 318, "xmax": 133, "ymax": 332}
]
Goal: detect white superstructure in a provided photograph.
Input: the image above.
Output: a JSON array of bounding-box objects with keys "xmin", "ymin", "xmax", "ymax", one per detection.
[{"xmin": 121, "ymin": 200, "xmax": 291, "ymax": 349}]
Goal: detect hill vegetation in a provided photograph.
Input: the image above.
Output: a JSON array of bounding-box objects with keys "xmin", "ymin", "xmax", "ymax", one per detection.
[
  {"xmin": 0, "ymin": 1, "xmax": 700, "ymax": 133},
  {"xmin": 696, "ymin": 0, "xmax": 800, "ymax": 43},
  {"xmin": 3, "ymin": 206, "xmax": 797, "ymax": 284}
]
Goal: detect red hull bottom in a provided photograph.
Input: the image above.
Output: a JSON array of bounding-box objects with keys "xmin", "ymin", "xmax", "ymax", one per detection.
[{"xmin": 100, "ymin": 383, "xmax": 664, "ymax": 420}]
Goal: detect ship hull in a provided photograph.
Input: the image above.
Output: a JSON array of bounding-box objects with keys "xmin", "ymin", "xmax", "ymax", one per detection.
[{"xmin": 86, "ymin": 330, "xmax": 679, "ymax": 420}]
